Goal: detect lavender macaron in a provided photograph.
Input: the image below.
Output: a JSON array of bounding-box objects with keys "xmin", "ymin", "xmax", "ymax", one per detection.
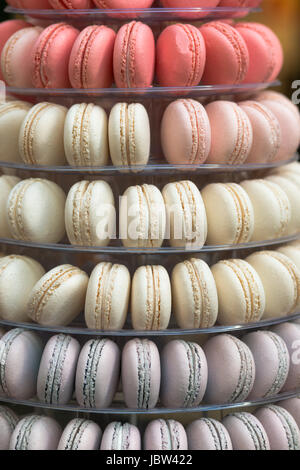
[
  {"xmin": 255, "ymin": 405, "xmax": 300, "ymax": 450},
  {"xmin": 271, "ymin": 322, "xmax": 300, "ymax": 392},
  {"xmin": 58, "ymin": 419, "xmax": 102, "ymax": 450},
  {"xmin": 10, "ymin": 415, "xmax": 62, "ymax": 450},
  {"xmin": 223, "ymin": 412, "xmax": 270, "ymax": 450},
  {"xmin": 37, "ymin": 334, "xmax": 80, "ymax": 405},
  {"xmin": 75, "ymin": 338, "xmax": 120, "ymax": 408},
  {"xmin": 121, "ymin": 339, "xmax": 160, "ymax": 409},
  {"xmin": 160, "ymin": 340, "xmax": 208, "ymax": 408},
  {"xmin": 100, "ymin": 422, "xmax": 141, "ymax": 450},
  {"xmin": 187, "ymin": 418, "xmax": 233, "ymax": 451},
  {"xmin": 144, "ymin": 419, "xmax": 188, "ymax": 450},
  {"xmin": 278, "ymin": 397, "xmax": 300, "ymax": 429},
  {"xmin": 0, "ymin": 406, "xmax": 18, "ymax": 450}
]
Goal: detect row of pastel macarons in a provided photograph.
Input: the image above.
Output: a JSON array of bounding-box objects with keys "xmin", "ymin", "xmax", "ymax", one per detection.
[
  {"xmin": 1, "ymin": 400, "xmax": 299, "ymax": 451},
  {"xmin": 0, "ymin": 20, "xmax": 282, "ymax": 90},
  {"xmin": 2, "ymin": 90, "xmax": 300, "ymax": 168},
  {"xmin": 1, "ymin": 242, "xmax": 300, "ymax": 330},
  {"xmin": 1, "ymin": 164, "xmax": 300, "ymax": 250},
  {"xmin": 0, "ymin": 323, "xmax": 299, "ymax": 410}
]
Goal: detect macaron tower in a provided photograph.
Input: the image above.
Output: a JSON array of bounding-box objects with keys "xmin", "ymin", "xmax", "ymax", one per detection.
[{"xmin": 0, "ymin": 0, "xmax": 299, "ymax": 454}]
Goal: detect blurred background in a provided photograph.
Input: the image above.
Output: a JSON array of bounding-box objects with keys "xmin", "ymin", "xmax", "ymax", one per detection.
[{"xmin": 0, "ymin": 0, "xmax": 299, "ymax": 100}]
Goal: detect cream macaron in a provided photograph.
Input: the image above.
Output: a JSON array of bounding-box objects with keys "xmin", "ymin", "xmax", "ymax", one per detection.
[
  {"xmin": 85, "ymin": 262, "xmax": 131, "ymax": 330},
  {"xmin": 201, "ymin": 182, "xmax": 254, "ymax": 246},
  {"xmin": 131, "ymin": 265, "xmax": 172, "ymax": 331},
  {"xmin": 0, "ymin": 255, "xmax": 45, "ymax": 322},
  {"xmin": 246, "ymin": 250, "xmax": 300, "ymax": 319},
  {"xmin": 7, "ymin": 178, "xmax": 66, "ymax": 244},
  {"xmin": 211, "ymin": 258, "xmax": 265, "ymax": 326},
  {"xmin": 19, "ymin": 102, "xmax": 68, "ymax": 166},
  {"xmin": 0, "ymin": 101, "xmax": 31, "ymax": 163},
  {"xmin": 162, "ymin": 180, "xmax": 207, "ymax": 248},
  {"xmin": 120, "ymin": 184, "xmax": 166, "ymax": 248},
  {"xmin": 0, "ymin": 175, "xmax": 20, "ymax": 238},
  {"xmin": 65, "ymin": 180, "xmax": 115, "ymax": 247},
  {"xmin": 64, "ymin": 103, "xmax": 109, "ymax": 167},
  {"xmin": 108, "ymin": 102, "xmax": 150, "ymax": 168},
  {"xmin": 27, "ymin": 264, "xmax": 89, "ymax": 326},
  {"xmin": 241, "ymin": 179, "xmax": 291, "ymax": 241},
  {"xmin": 171, "ymin": 258, "xmax": 218, "ymax": 329},
  {"xmin": 277, "ymin": 243, "xmax": 300, "ymax": 272}
]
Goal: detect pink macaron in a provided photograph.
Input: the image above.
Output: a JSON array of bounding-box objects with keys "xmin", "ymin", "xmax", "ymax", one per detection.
[
  {"xmin": 236, "ymin": 22, "xmax": 283, "ymax": 83},
  {"xmin": 161, "ymin": 99, "xmax": 211, "ymax": 164},
  {"xmin": 271, "ymin": 322, "xmax": 300, "ymax": 392},
  {"xmin": 113, "ymin": 21, "xmax": 155, "ymax": 88},
  {"xmin": 49, "ymin": 0, "xmax": 92, "ymax": 8},
  {"xmin": 69, "ymin": 25, "xmax": 116, "ymax": 89},
  {"xmin": 10, "ymin": 415, "xmax": 62, "ymax": 450},
  {"xmin": 11, "ymin": 0, "xmax": 52, "ymax": 7},
  {"xmin": 144, "ymin": 419, "xmax": 188, "ymax": 450},
  {"xmin": 0, "ymin": 406, "xmax": 19, "ymax": 450},
  {"xmin": 100, "ymin": 422, "xmax": 141, "ymax": 450},
  {"xmin": 0, "ymin": 20, "xmax": 30, "ymax": 81},
  {"xmin": 31, "ymin": 23, "xmax": 79, "ymax": 88},
  {"xmin": 58, "ymin": 419, "xmax": 102, "ymax": 450},
  {"xmin": 156, "ymin": 24, "xmax": 206, "ymax": 87},
  {"xmin": 93, "ymin": 0, "xmax": 154, "ymax": 8},
  {"xmin": 223, "ymin": 412, "xmax": 270, "ymax": 450},
  {"xmin": 200, "ymin": 21, "xmax": 249, "ymax": 85},
  {"xmin": 278, "ymin": 398, "xmax": 300, "ymax": 429},
  {"xmin": 205, "ymin": 100, "xmax": 253, "ymax": 164},
  {"xmin": 255, "ymin": 405, "xmax": 300, "ymax": 450},
  {"xmin": 187, "ymin": 418, "xmax": 233, "ymax": 450}
]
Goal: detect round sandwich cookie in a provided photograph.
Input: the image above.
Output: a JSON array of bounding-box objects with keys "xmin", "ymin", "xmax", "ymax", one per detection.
[
  {"xmin": 223, "ymin": 412, "xmax": 270, "ymax": 450},
  {"xmin": 160, "ymin": 340, "xmax": 208, "ymax": 408},
  {"xmin": 211, "ymin": 258, "xmax": 265, "ymax": 326},
  {"xmin": 255, "ymin": 90, "xmax": 300, "ymax": 134},
  {"xmin": 144, "ymin": 419, "xmax": 188, "ymax": 451},
  {"xmin": 121, "ymin": 338, "xmax": 160, "ymax": 409},
  {"xmin": 162, "ymin": 180, "xmax": 207, "ymax": 248},
  {"xmin": 255, "ymin": 405, "xmax": 300, "ymax": 450},
  {"xmin": 201, "ymin": 182, "xmax": 254, "ymax": 245},
  {"xmin": 85, "ymin": 262, "xmax": 131, "ymax": 331},
  {"xmin": 68, "ymin": 25, "xmax": 116, "ymax": 89},
  {"xmin": 37, "ymin": 334, "xmax": 80, "ymax": 405},
  {"xmin": 246, "ymin": 251, "xmax": 300, "ymax": 319},
  {"xmin": 278, "ymin": 244, "xmax": 300, "ymax": 272},
  {"xmin": 241, "ymin": 179, "xmax": 291, "ymax": 241},
  {"xmin": 10, "ymin": 416, "xmax": 62, "ymax": 451},
  {"xmin": 75, "ymin": 338, "xmax": 120, "ymax": 408},
  {"xmin": 131, "ymin": 265, "xmax": 172, "ymax": 331},
  {"xmin": 108, "ymin": 102, "xmax": 150, "ymax": 168},
  {"xmin": 161, "ymin": 99, "xmax": 211, "ymax": 165},
  {"xmin": 0, "ymin": 20, "xmax": 30, "ymax": 81},
  {"xmin": 31, "ymin": 23, "xmax": 79, "ymax": 89},
  {"xmin": 205, "ymin": 101, "xmax": 253, "ymax": 164},
  {"xmin": 19, "ymin": 102, "xmax": 68, "ymax": 166},
  {"xmin": 156, "ymin": 24, "xmax": 206, "ymax": 87},
  {"xmin": 0, "ymin": 254, "xmax": 45, "ymax": 322},
  {"xmin": 113, "ymin": 21, "xmax": 155, "ymax": 88},
  {"xmin": 271, "ymin": 322, "xmax": 300, "ymax": 392},
  {"xmin": 278, "ymin": 398, "xmax": 300, "ymax": 429},
  {"xmin": 120, "ymin": 184, "xmax": 166, "ymax": 248},
  {"xmin": 0, "ymin": 176, "xmax": 20, "ymax": 237},
  {"xmin": 27, "ymin": 264, "xmax": 89, "ymax": 326},
  {"xmin": 242, "ymin": 330, "xmax": 289, "ymax": 399},
  {"xmin": 187, "ymin": 418, "xmax": 233, "ymax": 451},
  {"xmin": 65, "ymin": 180, "xmax": 115, "ymax": 247},
  {"xmin": 7, "ymin": 178, "xmax": 66, "ymax": 244},
  {"xmin": 171, "ymin": 258, "xmax": 218, "ymax": 329},
  {"xmin": 204, "ymin": 334, "xmax": 255, "ymax": 404},
  {"xmin": 0, "ymin": 101, "xmax": 31, "ymax": 163},
  {"xmin": 0, "ymin": 406, "xmax": 18, "ymax": 450},
  {"xmin": 100, "ymin": 422, "xmax": 141, "ymax": 451},
  {"xmin": 58, "ymin": 419, "xmax": 102, "ymax": 451},
  {"xmin": 0, "ymin": 328, "xmax": 43, "ymax": 400}
]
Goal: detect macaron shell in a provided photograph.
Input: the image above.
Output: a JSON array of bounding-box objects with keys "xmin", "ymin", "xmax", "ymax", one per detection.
[
  {"xmin": 271, "ymin": 322, "xmax": 300, "ymax": 392},
  {"xmin": 187, "ymin": 418, "xmax": 233, "ymax": 450},
  {"xmin": 16, "ymin": 0, "xmax": 52, "ymax": 7},
  {"xmin": 0, "ymin": 406, "xmax": 18, "ymax": 450},
  {"xmin": 278, "ymin": 245, "xmax": 300, "ymax": 272},
  {"xmin": 0, "ymin": 101, "xmax": 31, "ymax": 163},
  {"xmin": 58, "ymin": 419, "xmax": 102, "ymax": 450},
  {"xmin": 144, "ymin": 419, "xmax": 188, "ymax": 450},
  {"xmin": 0, "ymin": 175, "xmax": 21, "ymax": 237},
  {"xmin": 223, "ymin": 413, "xmax": 270, "ymax": 450},
  {"xmin": 0, "ymin": 20, "xmax": 30, "ymax": 81},
  {"xmin": 10, "ymin": 416, "xmax": 62, "ymax": 451},
  {"xmin": 255, "ymin": 405, "xmax": 300, "ymax": 450},
  {"xmin": 100, "ymin": 422, "xmax": 141, "ymax": 450},
  {"xmin": 278, "ymin": 398, "xmax": 300, "ymax": 429},
  {"xmin": 49, "ymin": 0, "xmax": 92, "ymax": 8}
]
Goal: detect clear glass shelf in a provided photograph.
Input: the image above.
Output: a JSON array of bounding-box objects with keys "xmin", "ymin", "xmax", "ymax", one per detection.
[
  {"xmin": 0, "ymin": 389, "xmax": 298, "ymax": 416},
  {"xmin": 0, "ymin": 312, "xmax": 299, "ymax": 337}
]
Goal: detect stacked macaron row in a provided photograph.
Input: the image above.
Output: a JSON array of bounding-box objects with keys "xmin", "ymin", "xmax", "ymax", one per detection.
[
  {"xmin": 1, "ymin": 242, "xmax": 300, "ymax": 329},
  {"xmin": 0, "ymin": 20, "xmax": 282, "ymax": 89},
  {"xmin": 0, "ymin": 326, "xmax": 299, "ymax": 410}
]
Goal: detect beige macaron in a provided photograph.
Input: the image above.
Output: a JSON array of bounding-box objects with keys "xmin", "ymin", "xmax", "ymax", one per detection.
[
  {"xmin": 246, "ymin": 251, "xmax": 300, "ymax": 319},
  {"xmin": 201, "ymin": 182, "xmax": 254, "ymax": 246},
  {"xmin": 162, "ymin": 180, "xmax": 207, "ymax": 248},
  {"xmin": 241, "ymin": 179, "xmax": 291, "ymax": 241},
  {"xmin": 19, "ymin": 102, "xmax": 67, "ymax": 166},
  {"xmin": 7, "ymin": 178, "xmax": 66, "ymax": 244},
  {"xmin": 277, "ymin": 244, "xmax": 300, "ymax": 272},
  {"xmin": 64, "ymin": 103, "xmax": 109, "ymax": 167},
  {"xmin": 85, "ymin": 262, "xmax": 131, "ymax": 330},
  {"xmin": 131, "ymin": 265, "xmax": 172, "ymax": 331},
  {"xmin": 0, "ymin": 101, "xmax": 31, "ymax": 163},
  {"xmin": 0, "ymin": 175, "xmax": 20, "ymax": 238},
  {"xmin": 171, "ymin": 258, "xmax": 218, "ymax": 329},
  {"xmin": 65, "ymin": 180, "xmax": 115, "ymax": 247},
  {"xmin": 108, "ymin": 102, "xmax": 150, "ymax": 167},
  {"xmin": 28, "ymin": 264, "xmax": 89, "ymax": 327},
  {"xmin": 120, "ymin": 184, "xmax": 166, "ymax": 248},
  {"xmin": 0, "ymin": 255, "xmax": 45, "ymax": 322},
  {"xmin": 211, "ymin": 259, "xmax": 266, "ymax": 326}
]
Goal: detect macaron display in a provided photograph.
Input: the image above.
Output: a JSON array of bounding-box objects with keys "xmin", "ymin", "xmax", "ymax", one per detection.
[
  {"xmin": 27, "ymin": 264, "xmax": 89, "ymax": 326},
  {"xmin": 100, "ymin": 422, "xmax": 141, "ymax": 450},
  {"xmin": 223, "ymin": 412, "xmax": 270, "ymax": 450},
  {"xmin": 144, "ymin": 419, "xmax": 188, "ymax": 450},
  {"xmin": 187, "ymin": 418, "xmax": 233, "ymax": 450},
  {"xmin": 57, "ymin": 419, "xmax": 102, "ymax": 451},
  {"xmin": 0, "ymin": 101, "xmax": 31, "ymax": 163},
  {"xmin": 10, "ymin": 415, "xmax": 62, "ymax": 451},
  {"xmin": 255, "ymin": 405, "xmax": 300, "ymax": 450},
  {"xmin": 0, "ymin": 406, "xmax": 18, "ymax": 450}
]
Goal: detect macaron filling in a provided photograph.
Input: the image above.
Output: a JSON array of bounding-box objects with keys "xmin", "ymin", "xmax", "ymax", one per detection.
[
  {"xmin": 263, "ymin": 332, "xmax": 289, "ymax": 397},
  {"xmin": 93, "ymin": 264, "xmax": 118, "ymax": 329},
  {"xmin": 181, "ymin": 341, "xmax": 203, "ymax": 407},
  {"xmin": 229, "ymin": 335, "xmax": 254, "ymax": 403},
  {"xmin": 0, "ymin": 328, "xmax": 24, "ymax": 395},
  {"xmin": 21, "ymin": 103, "xmax": 53, "ymax": 164},
  {"xmin": 180, "ymin": 99, "xmax": 208, "ymax": 164},
  {"xmin": 43, "ymin": 334, "xmax": 72, "ymax": 404},
  {"xmin": 230, "ymin": 413, "xmax": 269, "ymax": 450},
  {"xmin": 81, "ymin": 339, "xmax": 107, "ymax": 407},
  {"xmin": 135, "ymin": 339, "xmax": 152, "ymax": 408},
  {"xmin": 70, "ymin": 103, "xmax": 94, "ymax": 165},
  {"xmin": 183, "ymin": 260, "xmax": 212, "ymax": 328},
  {"xmin": 159, "ymin": 420, "xmax": 181, "ymax": 450},
  {"xmin": 202, "ymin": 418, "xmax": 231, "ymax": 450},
  {"xmin": 111, "ymin": 422, "xmax": 131, "ymax": 450},
  {"xmin": 266, "ymin": 405, "xmax": 300, "ymax": 450},
  {"xmin": 63, "ymin": 419, "xmax": 90, "ymax": 450},
  {"xmin": 13, "ymin": 416, "xmax": 40, "ymax": 450}
]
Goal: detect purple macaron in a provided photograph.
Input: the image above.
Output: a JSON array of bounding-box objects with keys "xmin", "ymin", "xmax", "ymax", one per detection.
[
  {"xmin": 10, "ymin": 415, "xmax": 62, "ymax": 450},
  {"xmin": 100, "ymin": 422, "xmax": 141, "ymax": 450},
  {"xmin": 255, "ymin": 405, "xmax": 300, "ymax": 450},
  {"xmin": 58, "ymin": 418, "xmax": 102, "ymax": 450},
  {"xmin": 223, "ymin": 412, "xmax": 270, "ymax": 450},
  {"xmin": 187, "ymin": 418, "xmax": 233, "ymax": 450},
  {"xmin": 144, "ymin": 419, "xmax": 188, "ymax": 450}
]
